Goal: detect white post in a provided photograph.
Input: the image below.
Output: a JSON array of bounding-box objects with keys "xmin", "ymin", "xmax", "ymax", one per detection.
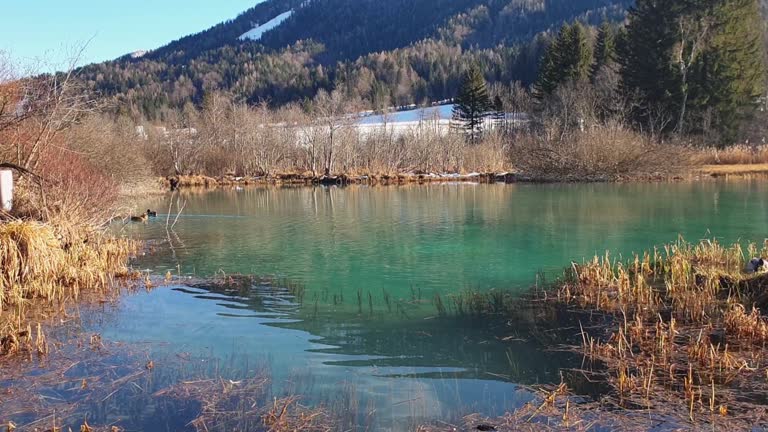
[{"xmin": 0, "ymin": 170, "xmax": 13, "ymax": 212}]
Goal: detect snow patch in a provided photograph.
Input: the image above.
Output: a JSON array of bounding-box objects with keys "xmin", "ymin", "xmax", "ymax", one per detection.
[
  {"xmin": 358, "ymin": 104, "xmax": 454, "ymax": 125},
  {"xmin": 238, "ymin": 11, "xmax": 294, "ymax": 41}
]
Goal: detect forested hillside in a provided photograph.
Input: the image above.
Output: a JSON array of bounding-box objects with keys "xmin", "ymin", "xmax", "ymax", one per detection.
[{"xmin": 77, "ymin": 0, "xmax": 632, "ymax": 119}]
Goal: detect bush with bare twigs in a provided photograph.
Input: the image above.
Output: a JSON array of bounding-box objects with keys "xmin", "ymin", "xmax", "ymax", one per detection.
[{"xmin": 511, "ymin": 122, "xmax": 693, "ymax": 181}]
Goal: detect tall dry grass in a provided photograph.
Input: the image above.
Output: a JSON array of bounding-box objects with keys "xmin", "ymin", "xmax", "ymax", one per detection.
[
  {"xmin": 554, "ymin": 238, "xmax": 768, "ymax": 427},
  {"xmin": 693, "ymin": 145, "xmax": 768, "ymax": 165},
  {"xmin": 0, "ymin": 221, "xmax": 138, "ymax": 356},
  {"xmin": 0, "ymin": 57, "xmax": 143, "ymax": 362}
]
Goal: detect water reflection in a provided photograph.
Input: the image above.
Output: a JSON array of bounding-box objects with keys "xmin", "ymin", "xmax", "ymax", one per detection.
[
  {"xmin": 131, "ymin": 182, "xmax": 768, "ymax": 305},
  {"xmin": 88, "ymin": 279, "xmax": 570, "ymax": 430},
  {"xmin": 50, "ymin": 180, "xmax": 768, "ymax": 429}
]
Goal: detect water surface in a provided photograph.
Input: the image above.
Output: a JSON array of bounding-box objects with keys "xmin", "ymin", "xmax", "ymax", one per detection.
[{"xmin": 32, "ymin": 182, "xmax": 768, "ymax": 429}]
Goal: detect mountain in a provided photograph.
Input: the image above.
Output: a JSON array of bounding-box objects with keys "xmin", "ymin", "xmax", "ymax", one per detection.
[{"xmin": 76, "ymin": 0, "xmax": 635, "ymax": 119}]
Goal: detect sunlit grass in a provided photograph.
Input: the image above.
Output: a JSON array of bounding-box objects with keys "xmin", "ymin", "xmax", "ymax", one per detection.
[{"xmin": 0, "ymin": 220, "xmax": 139, "ymax": 356}]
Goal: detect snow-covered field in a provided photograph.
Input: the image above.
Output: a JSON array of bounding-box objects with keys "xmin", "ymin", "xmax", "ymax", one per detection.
[
  {"xmin": 239, "ymin": 11, "xmax": 294, "ymax": 41},
  {"xmin": 355, "ymin": 104, "xmax": 529, "ymax": 139},
  {"xmin": 358, "ymin": 104, "xmax": 454, "ymax": 124}
]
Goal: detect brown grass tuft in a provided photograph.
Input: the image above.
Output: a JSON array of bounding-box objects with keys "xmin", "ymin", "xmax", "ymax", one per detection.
[{"xmin": 0, "ymin": 221, "xmax": 139, "ymax": 357}]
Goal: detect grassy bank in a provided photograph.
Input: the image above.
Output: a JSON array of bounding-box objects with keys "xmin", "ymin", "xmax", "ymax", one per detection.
[
  {"xmin": 161, "ymin": 162, "xmax": 768, "ymax": 192},
  {"xmin": 0, "ymin": 221, "xmax": 139, "ymax": 358},
  {"xmin": 163, "ymin": 172, "xmax": 509, "ymax": 189},
  {"xmin": 697, "ymin": 163, "xmax": 768, "ymax": 177}
]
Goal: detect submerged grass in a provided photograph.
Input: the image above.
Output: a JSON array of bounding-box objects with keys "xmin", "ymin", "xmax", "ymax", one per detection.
[
  {"xmin": 0, "ymin": 220, "xmax": 139, "ymax": 357},
  {"xmin": 154, "ymin": 373, "xmax": 334, "ymax": 432},
  {"xmin": 421, "ymin": 238, "xmax": 768, "ymax": 429}
]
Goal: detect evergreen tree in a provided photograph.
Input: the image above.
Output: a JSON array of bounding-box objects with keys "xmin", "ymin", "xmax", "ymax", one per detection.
[
  {"xmin": 535, "ymin": 23, "xmax": 593, "ymax": 98},
  {"xmin": 590, "ymin": 22, "xmax": 616, "ymax": 82},
  {"xmin": 618, "ymin": 0, "xmax": 681, "ymax": 132},
  {"xmin": 698, "ymin": 0, "xmax": 767, "ymax": 142},
  {"xmin": 535, "ymin": 28, "xmax": 567, "ymax": 97},
  {"xmin": 619, "ymin": 0, "xmax": 767, "ymax": 142},
  {"xmin": 565, "ymin": 23, "xmax": 594, "ymax": 82},
  {"xmin": 452, "ymin": 64, "xmax": 492, "ymax": 143}
]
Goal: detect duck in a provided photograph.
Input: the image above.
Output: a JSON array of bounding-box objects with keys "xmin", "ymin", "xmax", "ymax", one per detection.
[
  {"xmin": 131, "ymin": 213, "xmax": 148, "ymax": 223},
  {"xmin": 146, "ymin": 209, "xmax": 158, "ymax": 217},
  {"xmin": 747, "ymin": 257, "xmax": 768, "ymax": 274}
]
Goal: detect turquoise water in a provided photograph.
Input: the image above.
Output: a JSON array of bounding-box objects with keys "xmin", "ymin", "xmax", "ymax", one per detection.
[
  {"xmin": 131, "ymin": 182, "xmax": 768, "ymax": 299},
  {"xmin": 14, "ymin": 181, "xmax": 768, "ymax": 430}
]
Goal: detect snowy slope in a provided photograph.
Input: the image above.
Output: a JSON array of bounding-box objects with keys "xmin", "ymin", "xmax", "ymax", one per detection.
[
  {"xmin": 358, "ymin": 104, "xmax": 454, "ymax": 125},
  {"xmin": 238, "ymin": 11, "xmax": 294, "ymax": 41}
]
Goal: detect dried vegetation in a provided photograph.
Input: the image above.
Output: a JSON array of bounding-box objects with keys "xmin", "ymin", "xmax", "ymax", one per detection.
[
  {"xmin": 0, "ymin": 221, "xmax": 139, "ymax": 358},
  {"xmin": 552, "ymin": 238, "xmax": 768, "ymax": 428}
]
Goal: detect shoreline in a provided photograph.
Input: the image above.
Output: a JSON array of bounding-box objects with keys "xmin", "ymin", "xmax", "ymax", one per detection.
[
  {"xmin": 5, "ymin": 238, "xmax": 768, "ymax": 430},
  {"xmin": 157, "ymin": 163, "xmax": 768, "ymax": 191},
  {"xmin": 696, "ymin": 163, "xmax": 768, "ymax": 177}
]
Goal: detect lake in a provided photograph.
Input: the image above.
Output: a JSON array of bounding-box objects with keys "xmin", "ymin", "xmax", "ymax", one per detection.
[{"xmin": 15, "ymin": 181, "xmax": 768, "ymax": 430}]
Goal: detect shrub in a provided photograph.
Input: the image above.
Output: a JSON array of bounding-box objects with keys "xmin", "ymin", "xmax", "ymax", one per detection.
[{"xmin": 510, "ymin": 122, "xmax": 693, "ymax": 181}]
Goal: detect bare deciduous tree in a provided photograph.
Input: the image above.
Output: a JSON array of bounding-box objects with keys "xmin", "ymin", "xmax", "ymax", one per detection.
[{"xmin": 311, "ymin": 90, "xmax": 361, "ymax": 176}]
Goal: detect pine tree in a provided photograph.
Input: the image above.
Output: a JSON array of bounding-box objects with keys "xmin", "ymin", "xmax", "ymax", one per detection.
[
  {"xmin": 452, "ymin": 64, "xmax": 492, "ymax": 143},
  {"xmin": 565, "ymin": 23, "xmax": 594, "ymax": 82},
  {"xmin": 535, "ymin": 23, "xmax": 593, "ymax": 98},
  {"xmin": 618, "ymin": 0, "xmax": 681, "ymax": 131},
  {"xmin": 698, "ymin": 0, "xmax": 767, "ymax": 143},
  {"xmin": 590, "ymin": 22, "xmax": 616, "ymax": 83},
  {"xmin": 535, "ymin": 29, "xmax": 566, "ymax": 97},
  {"xmin": 619, "ymin": 0, "xmax": 767, "ymax": 142}
]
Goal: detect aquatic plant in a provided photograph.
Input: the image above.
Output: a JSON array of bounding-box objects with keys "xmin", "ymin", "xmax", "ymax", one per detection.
[
  {"xmin": 421, "ymin": 237, "xmax": 768, "ymax": 429},
  {"xmin": 554, "ymin": 238, "xmax": 768, "ymax": 427}
]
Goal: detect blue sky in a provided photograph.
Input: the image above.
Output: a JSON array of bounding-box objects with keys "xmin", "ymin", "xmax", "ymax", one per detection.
[{"xmin": 1, "ymin": 0, "xmax": 262, "ymax": 71}]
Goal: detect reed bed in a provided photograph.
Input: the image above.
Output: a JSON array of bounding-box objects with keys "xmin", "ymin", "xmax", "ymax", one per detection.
[
  {"xmin": 694, "ymin": 145, "xmax": 768, "ymax": 165},
  {"xmin": 0, "ymin": 220, "xmax": 139, "ymax": 357},
  {"xmin": 416, "ymin": 381, "xmax": 673, "ymax": 432},
  {"xmin": 552, "ymin": 238, "xmax": 768, "ymax": 428},
  {"xmin": 422, "ymin": 238, "xmax": 768, "ymax": 429}
]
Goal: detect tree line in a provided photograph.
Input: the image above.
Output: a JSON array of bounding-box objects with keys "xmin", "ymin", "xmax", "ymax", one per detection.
[
  {"xmin": 532, "ymin": 0, "xmax": 767, "ymax": 144},
  {"xmin": 75, "ymin": 0, "xmax": 631, "ymax": 120}
]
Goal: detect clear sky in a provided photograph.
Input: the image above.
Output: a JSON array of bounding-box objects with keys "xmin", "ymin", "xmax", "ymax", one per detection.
[{"xmin": 1, "ymin": 0, "xmax": 263, "ymax": 72}]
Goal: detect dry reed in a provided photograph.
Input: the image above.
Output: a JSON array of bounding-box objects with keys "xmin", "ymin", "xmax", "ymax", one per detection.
[
  {"xmin": 553, "ymin": 238, "xmax": 768, "ymax": 428},
  {"xmin": 0, "ymin": 220, "xmax": 139, "ymax": 357}
]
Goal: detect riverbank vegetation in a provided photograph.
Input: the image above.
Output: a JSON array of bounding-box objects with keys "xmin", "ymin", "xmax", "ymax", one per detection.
[
  {"xmin": 421, "ymin": 238, "xmax": 768, "ymax": 430},
  {"xmin": 0, "ymin": 0, "xmax": 767, "ymax": 429},
  {"xmin": 0, "ymin": 55, "xmax": 142, "ymax": 361}
]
